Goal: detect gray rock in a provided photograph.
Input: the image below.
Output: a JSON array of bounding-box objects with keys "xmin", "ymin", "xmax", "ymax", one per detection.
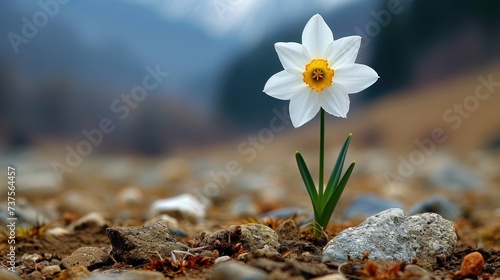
[
  {"xmin": 0, "ymin": 198, "xmax": 58, "ymax": 228},
  {"xmin": 428, "ymin": 160, "xmax": 484, "ymax": 190},
  {"xmin": 211, "ymin": 261, "xmax": 268, "ymax": 280},
  {"xmin": 106, "ymin": 221, "xmax": 188, "ymax": 265},
  {"xmin": 259, "ymin": 207, "xmax": 308, "ymax": 220},
  {"xmin": 17, "ymin": 171, "xmax": 61, "ymax": 195},
  {"xmin": 61, "ymin": 247, "xmax": 112, "ymax": 270},
  {"xmin": 201, "ymin": 223, "xmax": 279, "ymax": 252},
  {"xmin": 229, "ymin": 195, "xmax": 258, "ymax": 217},
  {"xmin": 408, "ymin": 196, "xmax": 461, "ymax": 220},
  {"xmin": 322, "ymin": 208, "xmax": 456, "ymax": 269},
  {"xmin": 342, "ymin": 195, "xmax": 403, "ymax": 220}
]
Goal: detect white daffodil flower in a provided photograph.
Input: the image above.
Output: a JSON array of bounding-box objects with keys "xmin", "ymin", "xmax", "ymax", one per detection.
[{"xmin": 263, "ymin": 14, "xmax": 379, "ymax": 128}]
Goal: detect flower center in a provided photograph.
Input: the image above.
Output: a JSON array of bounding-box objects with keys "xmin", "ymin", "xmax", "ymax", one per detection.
[{"xmin": 302, "ymin": 59, "xmax": 334, "ymax": 92}]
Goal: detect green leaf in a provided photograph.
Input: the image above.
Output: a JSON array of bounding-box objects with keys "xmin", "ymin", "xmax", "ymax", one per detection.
[
  {"xmin": 295, "ymin": 151, "xmax": 320, "ymax": 216},
  {"xmin": 319, "ymin": 161, "xmax": 355, "ymax": 229},
  {"xmin": 323, "ymin": 134, "xmax": 352, "ymax": 207}
]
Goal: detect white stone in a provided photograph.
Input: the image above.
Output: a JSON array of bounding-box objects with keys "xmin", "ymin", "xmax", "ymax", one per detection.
[
  {"xmin": 149, "ymin": 194, "xmax": 206, "ymax": 222},
  {"xmin": 214, "ymin": 256, "xmax": 231, "ymax": 265},
  {"xmin": 144, "ymin": 214, "xmax": 179, "ymax": 230},
  {"xmin": 116, "ymin": 187, "xmax": 143, "ymax": 206},
  {"xmin": 46, "ymin": 227, "xmax": 70, "ymax": 236},
  {"xmin": 70, "ymin": 212, "xmax": 107, "ymax": 231}
]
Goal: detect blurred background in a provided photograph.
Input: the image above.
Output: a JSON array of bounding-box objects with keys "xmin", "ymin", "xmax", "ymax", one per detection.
[{"xmin": 0, "ymin": 0, "xmax": 499, "ymax": 225}]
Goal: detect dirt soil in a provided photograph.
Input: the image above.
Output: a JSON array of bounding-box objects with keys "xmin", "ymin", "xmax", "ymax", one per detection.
[{"xmin": 1, "ymin": 209, "xmax": 499, "ymax": 279}]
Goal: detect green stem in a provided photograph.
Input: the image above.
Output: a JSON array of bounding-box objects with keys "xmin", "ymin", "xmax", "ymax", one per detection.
[
  {"xmin": 319, "ymin": 108, "xmax": 325, "ymax": 200},
  {"xmin": 315, "ymin": 108, "xmax": 326, "ymax": 238}
]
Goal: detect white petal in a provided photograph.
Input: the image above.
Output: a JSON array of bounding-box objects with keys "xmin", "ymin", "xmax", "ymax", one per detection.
[
  {"xmin": 275, "ymin": 42, "xmax": 310, "ymax": 73},
  {"xmin": 326, "ymin": 36, "xmax": 361, "ymax": 68},
  {"xmin": 334, "ymin": 64, "xmax": 379, "ymax": 93},
  {"xmin": 319, "ymin": 84, "xmax": 350, "ymax": 118},
  {"xmin": 263, "ymin": 70, "xmax": 305, "ymax": 100},
  {"xmin": 302, "ymin": 14, "xmax": 334, "ymax": 58},
  {"xmin": 289, "ymin": 89, "xmax": 321, "ymax": 128}
]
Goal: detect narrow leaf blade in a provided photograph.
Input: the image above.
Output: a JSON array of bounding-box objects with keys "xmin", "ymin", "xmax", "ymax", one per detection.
[
  {"xmin": 323, "ymin": 134, "xmax": 352, "ymax": 206},
  {"xmin": 295, "ymin": 152, "xmax": 320, "ymax": 215},
  {"xmin": 319, "ymin": 162, "xmax": 355, "ymax": 229}
]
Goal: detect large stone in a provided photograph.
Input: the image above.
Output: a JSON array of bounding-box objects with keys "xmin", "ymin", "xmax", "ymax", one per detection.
[
  {"xmin": 322, "ymin": 208, "xmax": 456, "ymax": 269},
  {"xmin": 106, "ymin": 221, "xmax": 188, "ymax": 265},
  {"xmin": 61, "ymin": 247, "xmax": 112, "ymax": 270}
]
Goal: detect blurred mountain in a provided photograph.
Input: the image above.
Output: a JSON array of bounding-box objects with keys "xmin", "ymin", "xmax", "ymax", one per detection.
[
  {"xmin": 0, "ymin": 0, "xmax": 236, "ymax": 152},
  {"xmin": 217, "ymin": 0, "xmax": 500, "ymax": 127},
  {"xmin": 0, "ymin": 0, "xmax": 236, "ymax": 96}
]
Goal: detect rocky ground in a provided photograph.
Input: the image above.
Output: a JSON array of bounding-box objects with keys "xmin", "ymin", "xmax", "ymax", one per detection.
[{"xmin": 0, "ymin": 145, "xmax": 499, "ymax": 280}]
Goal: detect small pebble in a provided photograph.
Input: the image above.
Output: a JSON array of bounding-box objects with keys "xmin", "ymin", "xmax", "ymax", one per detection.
[
  {"xmin": 41, "ymin": 265, "xmax": 61, "ymax": 276},
  {"xmin": 61, "ymin": 191, "xmax": 103, "ymax": 215},
  {"xmin": 17, "ymin": 171, "xmax": 60, "ymax": 195},
  {"xmin": 275, "ymin": 219, "xmax": 300, "ymax": 241},
  {"xmin": 45, "ymin": 227, "xmax": 70, "ymax": 236},
  {"xmin": 22, "ymin": 253, "xmax": 42, "ymax": 262},
  {"xmin": 149, "ymin": 194, "xmax": 206, "ymax": 222},
  {"xmin": 214, "ymin": 256, "xmax": 231, "ymax": 265},
  {"xmin": 106, "ymin": 221, "xmax": 188, "ymax": 265},
  {"xmin": 342, "ymin": 195, "xmax": 402, "ymax": 220},
  {"xmin": 61, "ymin": 247, "xmax": 112, "ymax": 270},
  {"xmin": 121, "ymin": 270, "xmax": 165, "ymax": 280},
  {"xmin": 144, "ymin": 214, "xmax": 179, "ymax": 230},
  {"xmin": 229, "ymin": 195, "xmax": 258, "ymax": 217},
  {"xmin": 116, "ymin": 187, "xmax": 143, "ymax": 206},
  {"xmin": 407, "ymin": 196, "xmax": 461, "ymax": 220},
  {"xmin": 211, "ymin": 261, "xmax": 268, "ymax": 280},
  {"xmin": 70, "ymin": 212, "xmax": 107, "ymax": 231},
  {"xmin": 58, "ymin": 265, "xmax": 90, "ymax": 279},
  {"xmin": 460, "ymin": 252, "xmax": 484, "ymax": 278},
  {"xmin": 311, "ymin": 274, "xmax": 347, "ymax": 280}
]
